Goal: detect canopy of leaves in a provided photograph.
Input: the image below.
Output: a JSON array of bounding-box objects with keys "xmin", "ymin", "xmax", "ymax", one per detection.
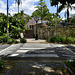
[
  {"xmin": 50, "ymin": 0, "xmax": 75, "ymax": 6},
  {"xmin": 32, "ymin": 0, "xmax": 62, "ymax": 26},
  {"xmin": 32, "ymin": 0, "xmax": 49, "ymax": 20},
  {"xmin": 15, "ymin": 0, "xmax": 22, "ymax": 5},
  {"xmin": 0, "ymin": 11, "xmax": 31, "ymax": 38},
  {"xmin": 0, "ymin": 13, "xmax": 7, "ymax": 33}
]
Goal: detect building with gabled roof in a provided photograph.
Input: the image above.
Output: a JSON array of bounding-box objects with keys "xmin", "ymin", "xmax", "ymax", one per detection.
[{"xmin": 26, "ymin": 18, "xmax": 49, "ymax": 30}]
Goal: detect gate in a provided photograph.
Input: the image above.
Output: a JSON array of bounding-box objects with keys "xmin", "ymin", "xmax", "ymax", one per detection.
[{"xmin": 24, "ymin": 30, "xmax": 35, "ymax": 38}]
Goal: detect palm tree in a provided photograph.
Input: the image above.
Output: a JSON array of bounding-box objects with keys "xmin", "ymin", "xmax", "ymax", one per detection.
[
  {"xmin": 58, "ymin": 2, "xmax": 75, "ymax": 22},
  {"xmin": 15, "ymin": 0, "xmax": 22, "ymax": 13},
  {"xmin": 50, "ymin": 0, "xmax": 59, "ymax": 36}
]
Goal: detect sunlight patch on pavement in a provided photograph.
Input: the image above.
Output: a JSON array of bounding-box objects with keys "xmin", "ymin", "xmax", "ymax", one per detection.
[
  {"xmin": 16, "ymin": 50, "xmax": 29, "ymax": 53},
  {"xmin": 10, "ymin": 54, "xmax": 19, "ymax": 56}
]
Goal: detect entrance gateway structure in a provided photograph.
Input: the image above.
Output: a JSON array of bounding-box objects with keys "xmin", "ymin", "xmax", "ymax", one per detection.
[{"xmin": 25, "ymin": 18, "xmax": 49, "ymax": 38}]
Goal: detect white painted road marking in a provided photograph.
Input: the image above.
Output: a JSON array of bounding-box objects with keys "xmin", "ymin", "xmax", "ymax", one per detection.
[
  {"xmin": 22, "ymin": 54, "xmax": 59, "ymax": 57},
  {"xmin": 10, "ymin": 54, "xmax": 19, "ymax": 56},
  {"xmin": 16, "ymin": 50, "xmax": 29, "ymax": 53},
  {"xmin": 0, "ymin": 45, "xmax": 14, "ymax": 53},
  {"xmin": 20, "ymin": 48, "xmax": 45, "ymax": 50}
]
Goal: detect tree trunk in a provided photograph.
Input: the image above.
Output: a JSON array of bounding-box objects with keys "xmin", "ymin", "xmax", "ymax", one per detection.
[
  {"xmin": 67, "ymin": 3, "xmax": 69, "ymax": 23},
  {"xmin": 67, "ymin": 8, "xmax": 69, "ymax": 22},
  {"xmin": 67, "ymin": 4, "xmax": 69, "ymax": 37}
]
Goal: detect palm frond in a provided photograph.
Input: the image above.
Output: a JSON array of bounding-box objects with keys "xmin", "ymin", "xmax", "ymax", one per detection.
[
  {"xmin": 68, "ymin": 4, "xmax": 72, "ymax": 10},
  {"xmin": 58, "ymin": 5, "xmax": 66, "ymax": 13},
  {"xmin": 15, "ymin": 0, "xmax": 22, "ymax": 5},
  {"xmin": 72, "ymin": 6, "xmax": 75, "ymax": 10}
]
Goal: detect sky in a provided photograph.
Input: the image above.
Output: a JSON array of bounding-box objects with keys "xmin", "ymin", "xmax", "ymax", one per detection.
[{"xmin": 0, "ymin": 0, "xmax": 75, "ymax": 19}]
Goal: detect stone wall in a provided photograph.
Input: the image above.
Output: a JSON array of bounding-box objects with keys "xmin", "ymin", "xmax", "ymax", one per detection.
[{"xmin": 37, "ymin": 26, "xmax": 75, "ymax": 39}]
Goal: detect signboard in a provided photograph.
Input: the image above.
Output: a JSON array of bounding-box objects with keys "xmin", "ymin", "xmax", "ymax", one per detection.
[{"xmin": 7, "ymin": 23, "xmax": 9, "ymax": 28}]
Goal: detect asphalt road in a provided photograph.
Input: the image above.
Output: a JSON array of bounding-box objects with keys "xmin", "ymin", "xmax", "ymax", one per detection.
[
  {"xmin": 0, "ymin": 43, "xmax": 75, "ymax": 60},
  {"xmin": 0, "ymin": 45, "xmax": 10, "ymax": 51}
]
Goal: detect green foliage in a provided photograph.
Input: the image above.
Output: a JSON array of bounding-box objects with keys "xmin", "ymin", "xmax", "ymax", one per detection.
[
  {"xmin": 10, "ymin": 26, "xmax": 21, "ymax": 39},
  {"xmin": 0, "ymin": 11, "xmax": 31, "ymax": 40},
  {"xmin": 0, "ymin": 60, "xmax": 4, "ymax": 71},
  {"xmin": 9, "ymin": 11, "xmax": 31, "ymax": 39},
  {"xmin": 59, "ymin": 36, "xmax": 66, "ymax": 43},
  {"xmin": 0, "ymin": 31, "xmax": 3, "ymax": 36},
  {"xmin": 0, "ymin": 59, "xmax": 4, "ymax": 71},
  {"xmin": 32, "ymin": 0, "xmax": 49, "ymax": 20},
  {"xmin": 0, "ymin": 13, "xmax": 7, "ymax": 33},
  {"xmin": 47, "ymin": 36, "xmax": 75, "ymax": 44},
  {"xmin": 0, "ymin": 36, "xmax": 7, "ymax": 43},
  {"xmin": 14, "ymin": 40, "xmax": 19, "ymax": 44},
  {"xmin": 69, "ymin": 16, "xmax": 75, "ymax": 26},
  {"xmin": 48, "ymin": 36, "xmax": 61, "ymax": 43},
  {"xmin": 50, "ymin": 0, "xmax": 75, "ymax": 22},
  {"xmin": 66, "ymin": 37, "xmax": 75, "ymax": 44},
  {"xmin": 50, "ymin": 0, "xmax": 75, "ymax": 6},
  {"xmin": 7, "ymin": 38, "xmax": 14, "ymax": 44},
  {"xmin": 65, "ymin": 59, "xmax": 75, "ymax": 73},
  {"xmin": 20, "ymin": 38, "xmax": 26, "ymax": 43},
  {"xmin": 32, "ymin": 0, "xmax": 61, "ymax": 26},
  {"xmin": 50, "ymin": 0, "xmax": 59, "ymax": 6}
]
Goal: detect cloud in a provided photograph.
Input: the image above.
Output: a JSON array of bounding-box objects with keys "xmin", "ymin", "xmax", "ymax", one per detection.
[
  {"xmin": 58, "ymin": 4, "xmax": 75, "ymax": 16},
  {"xmin": 1, "ymin": 0, "xmax": 75, "ymax": 18},
  {"xmin": 70, "ymin": 4, "xmax": 75, "ymax": 15},
  {"xmin": 0, "ymin": 0, "xmax": 39, "ymax": 16},
  {"xmin": 0, "ymin": 0, "xmax": 7, "ymax": 14},
  {"xmin": 9, "ymin": 0, "xmax": 39, "ymax": 16}
]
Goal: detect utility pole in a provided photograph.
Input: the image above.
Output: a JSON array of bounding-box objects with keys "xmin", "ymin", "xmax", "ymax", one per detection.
[
  {"xmin": 55, "ymin": 4, "xmax": 58, "ymax": 36},
  {"xmin": 41, "ymin": 2, "xmax": 43, "ymax": 24},
  {"xmin": 7, "ymin": 0, "xmax": 9, "ymax": 41}
]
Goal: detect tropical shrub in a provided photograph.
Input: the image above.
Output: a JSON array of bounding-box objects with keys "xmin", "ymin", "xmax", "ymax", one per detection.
[
  {"xmin": 0, "ymin": 36, "xmax": 7, "ymax": 43},
  {"xmin": 0, "ymin": 31, "xmax": 3, "ymax": 36},
  {"xmin": 59, "ymin": 36, "xmax": 66, "ymax": 43},
  {"xmin": 7, "ymin": 38, "xmax": 14, "ymax": 44},
  {"xmin": 14, "ymin": 40, "xmax": 19, "ymax": 44},
  {"xmin": 47, "ymin": 36, "xmax": 63, "ymax": 43},
  {"xmin": 10, "ymin": 28, "xmax": 21, "ymax": 39},
  {"xmin": 47, "ymin": 36, "xmax": 75, "ymax": 44},
  {"xmin": 66, "ymin": 37, "xmax": 75, "ymax": 44},
  {"xmin": 20, "ymin": 38, "xmax": 26, "ymax": 43}
]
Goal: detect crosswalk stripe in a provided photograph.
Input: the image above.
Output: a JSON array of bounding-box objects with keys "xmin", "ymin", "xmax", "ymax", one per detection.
[
  {"xmin": 0, "ymin": 45, "xmax": 14, "ymax": 54},
  {"xmin": 23, "ymin": 54, "xmax": 59, "ymax": 57},
  {"xmin": 10, "ymin": 54, "xmax": 59, "ymax": 57},
  {"xmin": 16, "ymin": 50, "xmax": 29, "ymax": 53},
  {"xmin": 20, "ymin": 48, "xmax": 45, "ymax": 50},
  {"xmin": 10, "ymin": 54, "xmax": 19, "ymax": 56}
]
